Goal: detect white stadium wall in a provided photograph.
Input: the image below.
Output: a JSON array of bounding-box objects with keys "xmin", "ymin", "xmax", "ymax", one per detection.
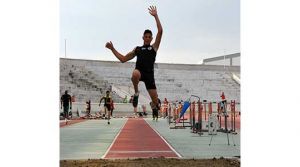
[{"xmin": 60, "ymin": 58, "xmax": 240, "ymax": 106}]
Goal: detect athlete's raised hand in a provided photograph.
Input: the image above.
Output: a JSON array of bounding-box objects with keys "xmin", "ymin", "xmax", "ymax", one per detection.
[
  {"xmin": 148, "ymin": 6, "xmax": 157, "ymax": 17},
  {"xmin": 105, "ymin": 41, "xmax": 135, "ymax": 63},
  {"xmin": 148, "ymin": 5, "xmax": 163, "ymax": 52},
  {"xmin": 105, "ymin": 41, "xmax": 114, "ymax": 50}
]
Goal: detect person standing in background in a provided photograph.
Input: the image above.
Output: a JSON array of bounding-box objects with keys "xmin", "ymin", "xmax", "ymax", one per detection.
[{"xmin": 61, "ymin": 90, "xmax": 72, "ymax": 119}]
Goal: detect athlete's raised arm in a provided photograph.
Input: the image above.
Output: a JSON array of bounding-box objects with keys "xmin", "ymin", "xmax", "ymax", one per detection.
[
  {"xmin": 149, "ymin": 6, "xmax": 163, "ymax": 51},
  {"xmin": 105, "ymin": 41, "xmax": 136, "ymax": 63}
]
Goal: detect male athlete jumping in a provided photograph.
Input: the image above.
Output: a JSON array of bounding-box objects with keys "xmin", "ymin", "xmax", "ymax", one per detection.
[{"xmin": 105, "ymin": 6, "xmax": 163, "ymax": 115}]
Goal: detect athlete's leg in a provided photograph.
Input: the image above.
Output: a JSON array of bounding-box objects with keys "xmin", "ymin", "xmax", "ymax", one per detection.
[
  {"xmin": 134, "ymin": 107, "xmax": 137, "ymax": 115},
  {"xmin": 148, "ymin": 89, "xmax": 160, "ymax": 121},
  {"xmin": 150, "ymin": 102, "xmax": 155, "ymax": 120},
  {"xmin": 131, "ymin": 69, "xmax": 141, "ymax": 108},
  {"xmin": 105, "ymin": 106, "xmax": 111, "ymax": 124},
  {"xmin": 131, "ymin": 69, "xmax": 141, "ymax": 94},
  {"xmin": 108, "ymin": 109, "xmax": 111, "ymax": 120},
  {"xmin": 64, "ymin": 105, "xmax": 69, "ymax": 119},
  {"xmin": 147, "ymin": 89, "xmax": 159, "ymax": 108}
]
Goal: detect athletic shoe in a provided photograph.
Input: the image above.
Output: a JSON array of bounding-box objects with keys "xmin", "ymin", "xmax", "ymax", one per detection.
[
  {"xmin": 152, "ymin": 107, "xmax": 158, "ymax": 120},
  {"xmin": 132, "ymin": 93, "xmax": 139, "ymax": 107}
]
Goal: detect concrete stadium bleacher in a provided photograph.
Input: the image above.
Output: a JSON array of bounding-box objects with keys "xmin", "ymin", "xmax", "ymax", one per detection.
[{"xmin": 60, "ymin": 58, "xmax": 240, "ymax": 105}]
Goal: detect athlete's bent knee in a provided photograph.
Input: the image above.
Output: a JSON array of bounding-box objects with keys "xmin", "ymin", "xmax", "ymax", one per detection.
[{"xmin": 131, "ymin": 70, "xmax": 141, "ymax": 80}]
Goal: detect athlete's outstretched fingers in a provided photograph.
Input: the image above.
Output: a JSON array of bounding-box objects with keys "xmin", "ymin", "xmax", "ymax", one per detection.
[
  {"xmin": 148, "ymin": 6, "xmax": 157, "ymax": 16},
  {"xmin": 149, "ymin": 6, "xmax": 154, "ymax": 12}
]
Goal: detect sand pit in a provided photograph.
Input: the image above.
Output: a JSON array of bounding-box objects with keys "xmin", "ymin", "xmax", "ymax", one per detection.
[{"xmin": 60, "ymin": 157, "xmax": 240, "ymax": 167}]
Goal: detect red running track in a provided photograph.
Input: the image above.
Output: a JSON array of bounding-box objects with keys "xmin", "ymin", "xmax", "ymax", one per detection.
[{"xmin": 104, "ymin": 118, "xmax": 180, "ymax": 159}]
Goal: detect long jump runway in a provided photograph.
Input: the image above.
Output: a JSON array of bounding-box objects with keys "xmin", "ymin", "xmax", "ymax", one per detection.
[{"xmin": 103, "ymin": 118, "xmax": 180, "ymax": 159}]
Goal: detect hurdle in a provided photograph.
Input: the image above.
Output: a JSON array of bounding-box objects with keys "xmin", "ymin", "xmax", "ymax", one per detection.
[
  {"xmin": 188, "ymin": 95, "xmax": 203, "ymax": 131},
  {"xmin": 230, "ymin": 100, "xmax": 238, "ymax": 134},
  {"xmin": 173, "ymin": 101, "xmax": 192, "ymax": 129},
  {"xmin": 209, "ymin": 100, "xmax": 239, "ymax": 146},
  {"xmin": 204, "ymin": 102, "xmax": 207, "ymax": 121},
  {"xmin": 197, "ymin": 100, "xmax": 204, "ymax": 135},
  {"xmin": 217, "ymin": 100, "xmax": 240, "ymax": 134},
  {"xmin": 190, "ymin": 100, "xmax": 211, "ymax": 135},
  {"xmin": 190, "ymin": 101, "xmax": 196, "ymax": 132},
  {"xmin": 168, "ymin": 97, "xmax": 198, "ymax": 129},
  {"xmin": 180, "ymin": 109, "xmax": 191, "ymax": 128},
  {"xmin": 217, "ymin": 102, "xmax": 222, "ymax": 129},
  {"xmin": 168, "ymin": 103, "xmax": 172, "ymax": 124},
  {"xmin": 168, "ymin": 102, "xmax": 179, "ymax": 126},
  {"xmin": 168, "ymin": 102, "xmax": 179, "ymax": 125},
  {"xmin": 168, "ymin": 98, "xmax": 239, "ymax": 133},
  {"xmin": 189, "ymin": 101, "xmax": 193, "ymax": 128}
]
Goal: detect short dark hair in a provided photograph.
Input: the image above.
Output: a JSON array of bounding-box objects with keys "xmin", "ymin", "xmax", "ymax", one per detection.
[
  {"xmin": 143, "ymin": 29, "xmax": 152, "ymax": 36},
  {"xmin": 106, "ymin": 90, "xmax": 110, "ymax": 93}
]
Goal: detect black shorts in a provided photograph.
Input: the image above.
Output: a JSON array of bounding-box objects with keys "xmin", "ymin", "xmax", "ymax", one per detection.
[
  {"xmin": 104, "ymin": 104, "xmax": 111, "ymax": 111},
  {"xmin": 152, "ymin": 109, "xmax": 158, "ymax": 118},
  {"xmin": 138, "ymin": 69, "xmax": 156, "ymax": 90}
]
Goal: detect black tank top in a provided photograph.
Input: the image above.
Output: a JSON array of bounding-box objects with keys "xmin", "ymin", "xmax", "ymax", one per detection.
[
  {"xmin": 135, "ymin": 45, "xmax": 156, "ymax": 72},
  {"xmin": 104, "ymin": 96, "xmax": 111, "ymax": 105},
  {"xmin": 61, "ymin": 94, "xmax": 71, "ymax": 106}
]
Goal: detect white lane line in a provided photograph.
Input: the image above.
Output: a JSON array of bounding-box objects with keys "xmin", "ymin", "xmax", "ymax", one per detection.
[
  {"xmin": 101, "ymin": 118, "xmax": 128, "ymax": 159},
  {"xmin": 144, "ymin": 119, "xmax": 183, "ymax": 158},
  {"xmin": 108, "ymin": 150, "xmax": 174, "ymax": 153}
]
